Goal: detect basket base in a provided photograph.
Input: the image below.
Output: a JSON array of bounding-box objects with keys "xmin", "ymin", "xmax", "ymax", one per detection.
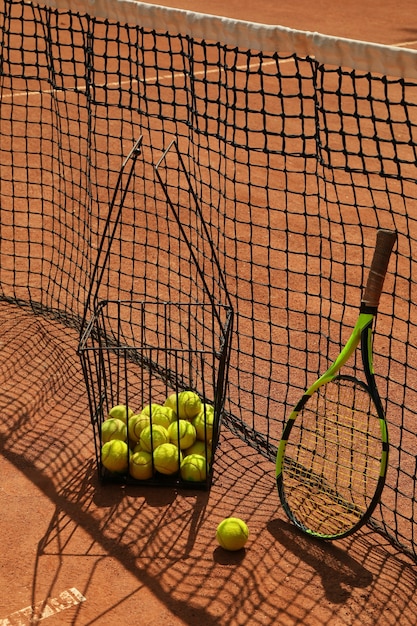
[{"xmin": 99, "ymin": 466, "xmax": 213, "ymax": 491}]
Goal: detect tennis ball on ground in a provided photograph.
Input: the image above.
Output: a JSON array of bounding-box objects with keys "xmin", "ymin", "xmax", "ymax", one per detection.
[
  {"xmin": 140, "ymin": 424, "xmax": 169, "ymax": 452},
  {"xmin": 129, "ymin": 449, "xmax": 154, "ymax": 480},
  {"xmin": 183, "ymin": 439, "xmax": 212, "ymax": 461},
  {"xmin": 168, "ymin": 419, "xmax": 197, "ymax": 449},
  {"xmin": 107, "ymin": 404, "xmax": 134, "ymax": 424},
  {"xmin": 153, "ymin": 443, "xmax": 182, "ymax": 475},
  {"xmin": 101, "ymin": 418, "xmax": 127, "ymax": 443},
  {"xmin": 216, "ymin": 518, "xmax": 249, "ymax": 551},
  {"xmin": 101, "ymin": 440, "xmax": 129, "ymax": 473},
  {"xmin": 180, "ymin": 454, "xmax": 208, "ymax": 482},
  {"xmin": 193, "ymin": 407, "xmax": 215, "ymax": 441},
  {"xmin": 150, "ymin": 405, "xmax": 177, "ymax": 429},
  {"xmin": 177, "ymin": 391, "xmax": 202, "ymax": 419},
  {"xmin": 128, "ymin": 413, "xmax": 151, "ymax": 444}
]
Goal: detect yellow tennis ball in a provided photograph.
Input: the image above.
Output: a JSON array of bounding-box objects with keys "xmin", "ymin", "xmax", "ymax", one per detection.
[
  {"xmin": 163, "ymin": 393, "xmax": 178, "ymax": 415},
  {"xmin": 192, "ymin": 407, "xmax": 215, "ymax": 441},
  {"xmin": 177, "ymin": 391, "xmax": 202, "ymax": 419},
  {"xmin": 168, "ymin": 419, "xmax": 196, "ymax": 449},
  {"xmin": 153, "ymin": 443, "xmax": 182, "ymax": 475},
  {"xmin": 141, "ymin": 403, "xmax": 162, "ymax": 417},
  {"xmin": 180, "ymin": 454, "xmax": 208, "ymax": 482},
  {"xmin": 107, "ymin": 404, "xmax": 134, "ymax": 424},
  {"xmin": 150, "ymin": 405, "xmax": 177, "ymax": 429},
  {"xmin": 129, "ymin": 450, "xmax": 154, "ymax": 480},
  {"xmin": 128, "ymin": 413, "xmax": 151, "ymax": 444},
  {"xmin": 101, "ymin": 418, "xmax": 127, "ymax": 443},
  {"xmin": 216, "ymin": 518, "xmax": 249, "ymax": 551},
  {"xmin": 140, "ymin": 424, "xmax": 169, "ymax": 452},
  {"xmin": 200, "ymin": 403, "xmax": 214, "ymax": 415},
  {"xmin": 101, "ymin": 440, "xmax": 129, "ymax": 473},
  {"xmin": 183, "ymin": 439, "xmax": 212, "ymax": 461}
]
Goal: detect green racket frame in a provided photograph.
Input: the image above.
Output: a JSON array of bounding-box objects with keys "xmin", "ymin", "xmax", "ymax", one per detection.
[{"xmin": 276, "ymin": 229, "xmax": 397, "ymax": 540}]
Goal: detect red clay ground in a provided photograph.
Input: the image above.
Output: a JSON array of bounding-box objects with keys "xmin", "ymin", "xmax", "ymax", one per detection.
[
  {"xmin": 1, "ymin": 303, "xmax": 417, "ymax": 626},
  {"xmin": 1, "ymin": 2, "xmax": 417, "ymax": 626}
]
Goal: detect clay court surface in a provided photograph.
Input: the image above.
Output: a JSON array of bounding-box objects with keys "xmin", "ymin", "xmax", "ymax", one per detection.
[{"xmin": 1, "ymin": 1, "xmax": 417, "ymax": 625}]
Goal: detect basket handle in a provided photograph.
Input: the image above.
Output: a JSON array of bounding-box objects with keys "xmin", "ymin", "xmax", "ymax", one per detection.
[
  {"xmin": 80, "ymin": 136, "xmax": 143, "ymax": 336},
  {"xmin": 155, "ymin": 140, "xmax": 232, "ymax": 315}
]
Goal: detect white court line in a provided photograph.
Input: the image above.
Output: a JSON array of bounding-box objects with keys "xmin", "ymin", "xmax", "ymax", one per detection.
[
  {"xmin": 393, "ymin": 39, "xmax": 417, "ymax": 48},
  {"xmin": 2, "ymin": 37, "xmax": 417, "ymax": 102},
  {"xmin": 0, "ymin": 588, "xmax": 86, "ymax": 625},
  {"xmin": 0, "ymin": 58, "xmax": 282, "ymax": 101}
]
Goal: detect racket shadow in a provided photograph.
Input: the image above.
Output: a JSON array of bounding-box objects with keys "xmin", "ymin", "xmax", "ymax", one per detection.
[{"xmin": 267, "ymin": 518, "xmax": 373, "ymax": 603}]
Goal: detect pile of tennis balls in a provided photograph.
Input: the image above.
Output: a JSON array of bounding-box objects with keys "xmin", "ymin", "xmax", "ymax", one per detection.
[{"xmin": 100, "ymin": 390, "xmax": 214, "ymax": 483}]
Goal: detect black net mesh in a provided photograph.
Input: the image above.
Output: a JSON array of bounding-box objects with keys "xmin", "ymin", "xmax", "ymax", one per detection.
[{"xmin": 1, "ymin": 0, "xmax": 417, "ymax": 557}]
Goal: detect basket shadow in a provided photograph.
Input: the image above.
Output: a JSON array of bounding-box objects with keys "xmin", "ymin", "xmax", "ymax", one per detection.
[
  {"xmin": 0, "ymin": 304, "xmax": 218, "ymax": 625},
  {"xmin": 0, "ymin": 443, "xmax": 217, "ymax": 625}
]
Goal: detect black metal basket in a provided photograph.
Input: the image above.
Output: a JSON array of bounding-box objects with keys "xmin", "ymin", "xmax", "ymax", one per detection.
[
  {"xmin": 78, "ymin": 138, "xmax": 234, "ymax": 489},
  {"xmin": 79, "ymin": 299, "xmax": 233, "ymax": 488}
]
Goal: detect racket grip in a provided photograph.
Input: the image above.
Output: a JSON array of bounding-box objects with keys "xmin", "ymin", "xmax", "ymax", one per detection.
[{"xmin": 362, "ymin": 229, "xmax": 397, "ymax": 309}]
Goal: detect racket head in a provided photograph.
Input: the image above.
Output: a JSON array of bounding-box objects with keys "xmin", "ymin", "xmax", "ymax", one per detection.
[{"xmin": 276, "ymin": 374, "xmax": 388, "ymax": 540}]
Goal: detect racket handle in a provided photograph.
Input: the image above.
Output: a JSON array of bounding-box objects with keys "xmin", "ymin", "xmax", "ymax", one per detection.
[{"xmin": 362, "ymin": 229, "xmax": 397, "ymax": 309}]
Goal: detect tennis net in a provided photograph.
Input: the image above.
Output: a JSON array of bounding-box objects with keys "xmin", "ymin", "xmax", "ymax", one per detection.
[{"xmin": 1, "ymin": 0, "xmax": 417, "ymax": 557}]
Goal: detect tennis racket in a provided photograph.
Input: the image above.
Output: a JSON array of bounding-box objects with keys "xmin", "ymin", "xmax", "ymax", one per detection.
[{"xmin": 276, "ymin": 228, "xmax": 397, "ymax": 540}]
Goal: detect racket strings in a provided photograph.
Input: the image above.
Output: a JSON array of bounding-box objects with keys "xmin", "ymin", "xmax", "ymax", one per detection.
[{"xmin": 282, "ymin": 377, "xmax": 383, "ymax": 536}]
